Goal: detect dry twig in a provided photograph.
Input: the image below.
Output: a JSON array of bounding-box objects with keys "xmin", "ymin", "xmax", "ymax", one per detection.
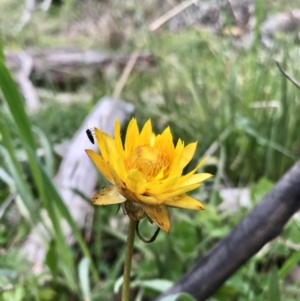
[{"xmin": 276, "ymin": 61, "xmax": 300, "ymax": 90}]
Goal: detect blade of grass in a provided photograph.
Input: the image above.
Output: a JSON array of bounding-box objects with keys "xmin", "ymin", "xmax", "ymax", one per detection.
[
  {"xmin": 0, "ymin": 118, "xmax": 37, "ymax": 221},
  {"xmin": 0, "ymin": 60, "xmax": 77, "ymax": 288},
  {"xmin": 268, "ymin": 267, "xmax": 281, "ymax": 301},
  {"xmin": 78, "ymin": 257, "xmax": 91, "ymax": 301},
  {"xmin": 32, "ymin": 125, "xmax": 54, "ymax": 178},
  {"xmin": 0, "ymin": 58, "xmax": 98, "ymax": 285},
  {"xmin": 0, "ymin": 168, "xmax": 14, "ymax": 188},
  {"xmin": 252, "ymin": 0, "xmax": 265, "ymax": 52},
  {"xmin": 279, "ymin": 250, "xmax": 300, "ymax": 279}
]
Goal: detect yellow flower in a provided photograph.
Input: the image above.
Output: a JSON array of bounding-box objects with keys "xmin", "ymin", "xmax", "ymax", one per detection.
[{"xmin": 86, "ymin": 118, "xmax": 212, "ymax": 233}]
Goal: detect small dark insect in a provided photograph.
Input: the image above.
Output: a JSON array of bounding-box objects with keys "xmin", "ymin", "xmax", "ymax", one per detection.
[{"xmin": 86, "ymin": 128, "xmax": 94, "ymax": 144}]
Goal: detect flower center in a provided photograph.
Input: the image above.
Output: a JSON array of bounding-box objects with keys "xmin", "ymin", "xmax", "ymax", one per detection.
[{"xmin": 126, "ymin": 146, "xmax": 168, "ymax": 180}]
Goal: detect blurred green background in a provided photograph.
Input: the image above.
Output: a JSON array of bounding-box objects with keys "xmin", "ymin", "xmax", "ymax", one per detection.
[{"xmin": 0, "ymin": 0, "xmax": 300, "ymax": 300}]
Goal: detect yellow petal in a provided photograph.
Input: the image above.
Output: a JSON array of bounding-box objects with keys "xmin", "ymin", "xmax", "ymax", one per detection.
[
  {"xmin": 92, "ymin": 185, "xmax": 126, "ymax": 205},
  {"xmin": 167, "ymin": 139, "xmax": 185, "ymax": 177},
  {"xmin": 142, "ymin": 204, "xmax": 171, "ymax": 233},
  {"xmin": 180, "ymin": 173, "xmax": 213, "ymax": 187},
  {"xmin": 85, "ymin": 150, "xmax": 114, "ymax": 183},
  {"xmin": 154, "ymin": 127, "xmax": 174, "ymax": 155},
  {"xmin": 89, "ymin": 127, "xmax": 127, "ymax": 184},
  {"xmin": 138, "ymin": 119, "xmax": 152, "ymax": 145},
  {"xmin": 152, "ymin": 168, "xmax": 165, "ymax": 181},
  {"xmin": 94, "ymin": 128, "xmax": 111, "ymax": 162},
  {"xmin": 108, "ymin": 163, "xmax": 127, "ymax": 189},
  {"xmin": 114, "ymin": 119, "xmax": 125, "ymax": 160},
  {"xmin": 175, "ymin": 157, "xmax": 209, "ymax": 186},
  {"xmin": 145, "ymin": 176, "xmax": 179, "ymax": 195},
  {"xmin": 125, "ymin": 169, "xmax": 147, "ymax": 195},
  {"xmin": 103, "ymin": 136, "xmax": 128, "ymax": 184},
  {"xmin": 135, "ymin": 193, "xmax": 161, "ymax": 205},
  {"xmin": 94, "ymin": 128, "xmax": 126, "ymax": 183},
  {"xmin": 120, "ymin": 187, "xmax": 141, "ymax": 202},
  {"xmin": 164, "ymin": 194, "xmax": 204, "ymax": 210},
  {"xmin": 150, "ymin": 133, "xmax": 156, "ymax": 146},
  {"xmin": 156, "ymin": 183, "xmax": 202, "ymax": 200},
  {"xmin": 125, "ymin": 118, "xmax": 139, "ymax": 158},
  {"xmin": 179, "ymin": 142, "xmax": 197, "ymax": 170}
]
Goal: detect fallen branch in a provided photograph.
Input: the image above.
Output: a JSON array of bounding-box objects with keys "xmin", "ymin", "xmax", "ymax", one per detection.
[
  {"xmin": 154, "ymin": 161, "xmax": 300, "ymax": 301},
  {"xmin": 5, "ymin": 49, "xmax": 155, "ymax": 86}
]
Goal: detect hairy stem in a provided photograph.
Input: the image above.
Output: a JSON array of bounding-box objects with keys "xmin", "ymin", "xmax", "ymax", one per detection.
[{"xmin": 122, "ymin": 219, "xmax": 136, "ymax": 301}]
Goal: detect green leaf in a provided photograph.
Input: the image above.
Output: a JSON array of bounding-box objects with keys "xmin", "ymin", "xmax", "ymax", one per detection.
[
  {"xmin": 0, "ymin": 128, "xmax": 38, "ymax": 225},
  {"xmin": 0, "ymin": 35, "xmax": 4, "ymax": 60},
  {"xmin": 279, "ymin": 250, "xmax": 300, "ymax": 279},
  {"xmin": 113, "ymin": 275, "xmax": 124, "ymax": 294},
  {"xmin": 0, "ymin": 168, "xmax": 14, "ymax": 187},
  {"xmin": 268, "ymin": 267, "xmax": 280, "ymax": 301},
  {"xmin": 133, "ymin": 279, "xmax": 173, "ymax": 292},
  {"xmin": 236, "ymin": 116, "xmax": 294, "ymax": 159},
  {"xmin": 45, "ymin": 240, "xmax": 59, "ymax": 278},
  {"xmin": 33, "ymin": 125, "xmax": 54, "ymax": 178},
  {"xmin": 250, "ymin": 177, "xmax": 274, "ymax": 205},
  {"xmin": 213, "ymin": 284, "xmax": 238, "ymax": 300},
  {"xmin": 1, "ymin": 286, "xmax": 25, "ymax": 301},
  {"xmin": 0, "ymin": 61, "xmax": 35, "ymax": 147},
  {"xmin": 160, "ymin": 293, "xmax": 197, "ymax": 301},
  {"xmin": 78, "ymin": 257, "xmax": 91, "ymax": 301},
  {"xmin": 172, "ymin": 221, "xmax": 197, "ymax": 257},
  {"xmin": 37, "ymin": 288, "xmax": 56, "ymax": 301}
]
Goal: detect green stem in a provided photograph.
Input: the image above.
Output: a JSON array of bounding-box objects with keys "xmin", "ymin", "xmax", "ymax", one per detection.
[{"xmin": 122, "ymin": 219, "xmax": 136, "ymax": 301}]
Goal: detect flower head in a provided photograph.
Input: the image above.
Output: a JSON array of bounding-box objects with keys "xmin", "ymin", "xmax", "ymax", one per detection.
[{"xmin": 86, "ymin": 118, "xmax": 212, "ymax": 233}]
